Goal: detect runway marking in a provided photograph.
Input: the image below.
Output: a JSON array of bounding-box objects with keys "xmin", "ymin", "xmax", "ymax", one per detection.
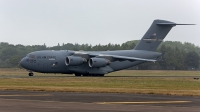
[
  {"xmin": 97, "ymin": 101, "xmax": 191, "ymax": 104},
  {"xmin": 0, "ymin": 94, "xmax": 51, "ymax": 97},
  {"xmin": 0, "ymin": 98, "xmax": 91, "ymax": 104}
]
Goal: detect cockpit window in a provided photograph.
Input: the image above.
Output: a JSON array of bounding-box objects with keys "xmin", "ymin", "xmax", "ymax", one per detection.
[{"xmin": 28, "ymin": 54, "xmax": 35, "ymax": 59}]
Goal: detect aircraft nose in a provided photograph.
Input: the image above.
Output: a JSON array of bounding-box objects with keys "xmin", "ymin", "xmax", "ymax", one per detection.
[{"xmin": 20, "ymin": 58, "xmax": 26, "ymax": 68}]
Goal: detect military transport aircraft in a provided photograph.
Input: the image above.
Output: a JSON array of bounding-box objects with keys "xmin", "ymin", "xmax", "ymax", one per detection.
[{"xmin": 20, "ymin": 19, "xmax": 194, "ymax": 76}]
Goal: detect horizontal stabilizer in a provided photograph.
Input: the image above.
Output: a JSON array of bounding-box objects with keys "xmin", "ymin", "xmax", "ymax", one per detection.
[{"xmin": 157, "ymin": 23, "xmax": 195, "ymax": 26}]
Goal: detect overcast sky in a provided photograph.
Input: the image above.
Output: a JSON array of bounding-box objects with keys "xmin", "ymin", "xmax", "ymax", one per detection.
[{"xmin": 0, "ymin": 0, "xmax": 200, "ymax": 47}]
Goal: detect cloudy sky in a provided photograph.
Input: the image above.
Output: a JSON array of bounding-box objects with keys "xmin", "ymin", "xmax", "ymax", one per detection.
[{"xmin": 0, "ymin": 0, "xmax": 200, "ymax": 47}]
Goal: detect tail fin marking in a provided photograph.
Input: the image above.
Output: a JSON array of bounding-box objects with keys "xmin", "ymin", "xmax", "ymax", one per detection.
[{"xmin": 134, "ymin": 19, "xmax": 194, "ymax": 51}]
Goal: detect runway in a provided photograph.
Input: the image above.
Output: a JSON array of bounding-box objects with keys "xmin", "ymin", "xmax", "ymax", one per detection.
[
  {"xmin": 0, "ymin": 75, "xmax": 199, "ymax": 78},
  {"xmin": 0, "ymin": 90, "xmax": 200, "ymax": 112}
]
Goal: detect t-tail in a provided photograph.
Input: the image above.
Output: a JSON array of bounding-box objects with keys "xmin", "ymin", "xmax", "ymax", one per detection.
[{"xmin": 134, "ymin": 19, "xmax": 195, "ymax": 51}]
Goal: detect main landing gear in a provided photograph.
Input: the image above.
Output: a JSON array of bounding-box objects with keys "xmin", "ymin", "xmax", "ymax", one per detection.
[
  {"xmin": 75, "ymin": 73, "xmax": 81, "ymax": 76},
  {"xmin": 74, "ymin": 73, "xmax": 104, "ymax": 77}
]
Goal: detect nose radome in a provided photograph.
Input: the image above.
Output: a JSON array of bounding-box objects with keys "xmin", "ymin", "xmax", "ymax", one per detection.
[{"xmin": 20, "ymin": 58, "xmax": 26, "ymax": 68}]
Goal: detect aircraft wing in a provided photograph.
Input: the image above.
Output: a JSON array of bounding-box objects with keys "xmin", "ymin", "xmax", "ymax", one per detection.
[
  {"xmin": 95, "ymin": 54, "xmax": 157, "ymax": 62},
  {"xmin": 74, "ymin": 52, "xmax": 157, "ymax": 62},
  {"xmin": 112, "ymin": 55, "xmax": 156, "ymax": 62}
]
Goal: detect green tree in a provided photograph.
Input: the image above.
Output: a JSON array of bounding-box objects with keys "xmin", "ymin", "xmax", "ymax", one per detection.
[
  {"xmin": 185, "ymin": 51, "xmax": 200, "ymax": 69},
  {"xmin": 9, "ymin": 55, "xmax": 21, "ymax": 67}
]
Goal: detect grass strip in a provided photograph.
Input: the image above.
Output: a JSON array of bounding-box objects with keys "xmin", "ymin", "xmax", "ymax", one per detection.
[{"xmin": 0, "ymin": 69, "xmax": 199, "ymax": 96}]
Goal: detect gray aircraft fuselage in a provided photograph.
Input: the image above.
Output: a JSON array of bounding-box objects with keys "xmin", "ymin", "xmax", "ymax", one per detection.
[
  {"xmin": 20, "ymin": 50, "xmax": 161, "ymax": 75},
  {"xmin": 20, "ymin": 19, "xmax": 194, "ymax": 76}
]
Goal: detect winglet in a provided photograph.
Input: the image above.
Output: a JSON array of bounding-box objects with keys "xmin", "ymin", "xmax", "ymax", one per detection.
[{"xmin": 156, "ymin": 52, "xmax": 165, "ymax": 61}]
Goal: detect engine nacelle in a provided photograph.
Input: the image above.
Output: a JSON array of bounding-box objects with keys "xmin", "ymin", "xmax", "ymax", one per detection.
[
  {"xmin": 88, "ymin": 58, "xmax": 110, "ymax": 68},
  {"xmin": 65, "ymin": 56, "xmax": 85, "ymax": 66}
]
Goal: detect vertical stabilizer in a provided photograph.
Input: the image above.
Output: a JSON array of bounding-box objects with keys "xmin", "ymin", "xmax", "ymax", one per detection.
[{"xmin": 134, "ymin": 20, "xmax": 176, "ymax": 51}]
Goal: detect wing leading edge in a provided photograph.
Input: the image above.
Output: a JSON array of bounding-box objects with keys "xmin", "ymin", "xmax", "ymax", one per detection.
[{"xmin": 74, "ymin": 52, "xmax": 157, "ymax": 62}]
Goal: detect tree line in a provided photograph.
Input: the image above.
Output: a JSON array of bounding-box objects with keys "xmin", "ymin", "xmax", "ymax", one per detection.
[{"xmin": 0, "ymin": 40, "xmax": 199, "ymax": 70}]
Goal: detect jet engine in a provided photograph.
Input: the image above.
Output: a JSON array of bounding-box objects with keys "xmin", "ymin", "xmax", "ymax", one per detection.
[
  {"xmin": 88, "ymin": 58, "xmax": 110, "ymax": 68},
  {"xmin": 65, "ymin": 56, "xmax": 86, "ymax": 66}
]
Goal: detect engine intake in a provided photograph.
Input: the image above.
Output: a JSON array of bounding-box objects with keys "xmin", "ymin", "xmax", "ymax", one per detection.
[
  {"xmin": 65, "ymin": 56, "xmax": 86, "ymax": 66},
  {"xmin": 88, "ymin": 58, "xmax": 110, "ymax": 68}
]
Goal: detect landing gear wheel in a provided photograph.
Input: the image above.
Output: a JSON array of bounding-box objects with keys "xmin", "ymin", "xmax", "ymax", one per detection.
[
  {"xmin": 82, "ymin": 74, "xmax": 89, "ymax": 76},
  {"xmin": 98, "ymin": 74, "xmax": 105, "ymax": 77},
  {"xmin": 91, "ymin": 74, "xmax": 98, "ymax": 76},
  {"xmin": 75, "ymin": 73, "xmax": 81, "ymax": 76},
  {"xmin": 28, "ymin": 73, "xmax": 34, "ymax": 76}
]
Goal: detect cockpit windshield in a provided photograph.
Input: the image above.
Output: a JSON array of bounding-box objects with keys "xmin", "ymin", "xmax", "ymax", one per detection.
[{"xmin": 27, "ymin": 54, "xmax": 35, "ymax": 58}]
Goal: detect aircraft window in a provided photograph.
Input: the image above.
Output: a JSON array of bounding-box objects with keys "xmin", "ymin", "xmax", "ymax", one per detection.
[{"xmin": 29, "ymin": 54, "xmax": 35, "ymax": 58}]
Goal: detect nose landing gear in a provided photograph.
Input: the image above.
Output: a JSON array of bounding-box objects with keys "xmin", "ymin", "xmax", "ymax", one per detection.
[{"xmin": 28, "ymin": 71, "xmax": 34, "ymax": 76}]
